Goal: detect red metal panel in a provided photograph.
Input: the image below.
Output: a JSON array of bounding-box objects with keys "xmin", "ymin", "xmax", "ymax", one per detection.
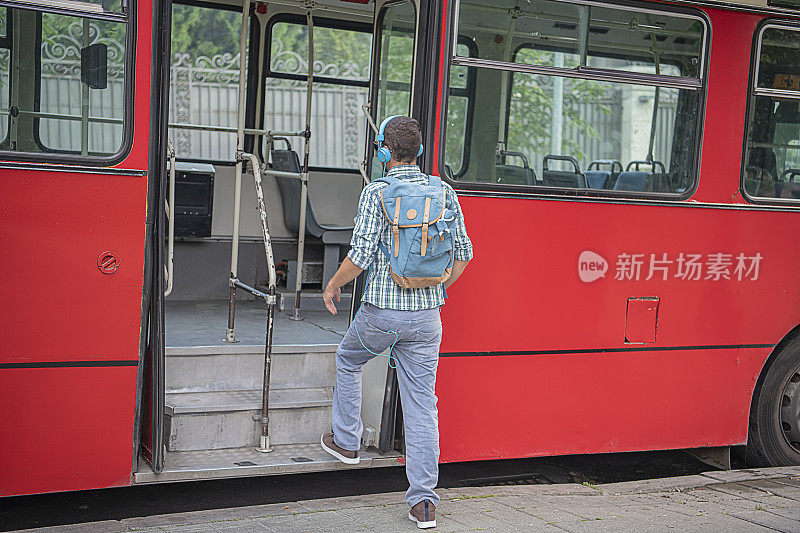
[
  {"xmin": 0, "ymin": 170, "xmax": 147, "ymax": 363},
  {"xmin": 0, "ymin": 367, "xmax": 138, "ymax": 496}
]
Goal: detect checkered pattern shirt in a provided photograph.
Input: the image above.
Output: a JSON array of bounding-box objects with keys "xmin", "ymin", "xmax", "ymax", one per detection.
[{"xmin": 347, "ymin": 164, "xmax": 473, "ymax": 310}]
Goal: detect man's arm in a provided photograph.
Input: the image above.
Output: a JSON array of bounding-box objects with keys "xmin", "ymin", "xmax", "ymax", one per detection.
[
  {"xmin": 322, "ymin": 258, "xmax": 364, "ymax": 315},
  {"xmin": 323, "ymin": 183, "xmax": 382, "ymax": 315},
  {"xmin": 444, "ymin": 259, "xmax": 469, "ymax": 290}
]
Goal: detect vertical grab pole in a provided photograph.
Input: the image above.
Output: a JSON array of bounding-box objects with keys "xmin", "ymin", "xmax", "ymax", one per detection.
[
  {"xmin": 290, "ymin": 10, "xmax": 314, "ymax": 321},
  {"xmin": 225, "ymin": 0, "xmax": 251, "ymax": 343},
  {"xmin": 243, "ymin": 153, "xmax": 278, "ymax": 453}
]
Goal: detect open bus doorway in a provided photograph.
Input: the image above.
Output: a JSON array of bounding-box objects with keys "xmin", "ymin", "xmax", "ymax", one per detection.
[{"xmin": 139, "ymin": 0, "xmax": 420, "ymax": 481}]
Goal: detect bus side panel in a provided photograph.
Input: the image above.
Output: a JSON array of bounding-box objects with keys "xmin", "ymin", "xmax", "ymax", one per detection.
[
  {"xmin": 437, "ymin": 348, "xmax": 765, "ymax": 462},
  {"xmin": 437, "ymin": 195, "xmax": 798, "ymax": 461},
  {"xmin": 0, "ymin": 367, "xmax": 138, "ymax": 496}
]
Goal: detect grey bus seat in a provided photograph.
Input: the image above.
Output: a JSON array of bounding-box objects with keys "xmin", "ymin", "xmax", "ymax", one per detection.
[
  {"xmin": 495, "ymin": 150, "xmax": 536, "ymax": 185},
  {"xmin": 270, "ymin": 140, "xmax": 353, "ymax": 288},
  {"xmin": 585, "ymin": 159, "xmax": 622, "ymax": 189},
  {"xmin": 542, "ymin": 155, "xmax": 587, "ymax": 188}
]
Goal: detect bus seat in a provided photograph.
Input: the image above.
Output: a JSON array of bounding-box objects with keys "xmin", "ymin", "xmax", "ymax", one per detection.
[
  {"xmin": 614, "ymin": 161, "xmax": 666, "ymax": 192},
  {"xmin": 614, "ymin": 171, "xmax": 649, "ymax": 191},
  {"xmin": 585, "ymin": 160, "xmax": 622, "ymax": 189},
  {"xmin": 496, "ymin": 150, "xmax": 536, "ymax": 185},
  {"xmin": 584, "ymin": 171, "xmax": 609, "ymax": 188},
  {"xmin": 271, "ymin": 139, "xmax": 353, "ymax": 288},
  {"xmin": 779, "ymin": 169, "xmax": 800, "ymax": 199},
  {"xmin": 495, "ymin": 165, "xmax": 535, "ymax": 185},
  {"xmin": 542, "ymin": 155, "xmax": 587, "ymax": 188}
]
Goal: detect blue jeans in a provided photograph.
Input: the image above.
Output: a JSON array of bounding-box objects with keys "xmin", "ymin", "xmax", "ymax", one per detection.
[{"xmin": 332, "ymin": 303, "xmax": 442, "ymax": 507}]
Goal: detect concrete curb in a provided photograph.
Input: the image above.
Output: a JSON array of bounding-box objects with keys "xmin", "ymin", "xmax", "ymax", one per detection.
[
  {"xmin": 598, "ymin": 465, "xmax": 800, "ymax": 495},
  {"xmin": 17, "ymin": 466, "xmax": 800, "ymax": 532}
]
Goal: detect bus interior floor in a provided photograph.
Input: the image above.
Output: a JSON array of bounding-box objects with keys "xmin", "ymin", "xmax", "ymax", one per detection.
[{"xmin": 165, "ymin": 299, "xmax": 348, "ymax": 348}]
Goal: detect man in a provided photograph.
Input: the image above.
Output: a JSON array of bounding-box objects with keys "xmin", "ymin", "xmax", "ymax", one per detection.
[{"xmin": 320, "ymin": 116, "xmax": 472, "ymax": 529}]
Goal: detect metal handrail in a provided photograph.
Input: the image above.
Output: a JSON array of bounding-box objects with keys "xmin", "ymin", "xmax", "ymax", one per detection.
[
  {"xmin": 164, "ymin": 141, "xmax": 176, "ymax": 297},
  {"xmin": 223, "ymin": 0, "xmax": 281, "ymax": 455},
  {"xmin": 168, "ymin": 122, "xmax": 305, "ymax": 137}
]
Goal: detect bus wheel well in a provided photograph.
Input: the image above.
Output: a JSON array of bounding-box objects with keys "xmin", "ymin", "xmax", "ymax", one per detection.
[
  {"xmin": 751, "ymin": 323, "xmax": 800, "ymax": 409},
  {"xmin": 745, "ymin": 323, "xmax": 800, "ymax": 466}
]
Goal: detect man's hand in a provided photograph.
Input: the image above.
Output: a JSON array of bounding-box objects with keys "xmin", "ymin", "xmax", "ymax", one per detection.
[
  {"xmin": 322, "ymin": 258, "xmax": 365, "ymax": 315},
  {"xmin": 323, "ymin": 284, "xmax": 341, "ymax": 315}
]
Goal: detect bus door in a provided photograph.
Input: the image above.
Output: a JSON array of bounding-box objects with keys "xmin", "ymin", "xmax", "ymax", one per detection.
[{"xmin": 0, "ymin": 0, "xmax": 150, "ymax": 495}]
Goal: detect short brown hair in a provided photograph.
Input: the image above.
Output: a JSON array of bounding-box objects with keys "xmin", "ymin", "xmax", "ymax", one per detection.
[{"xmin": 383, "ymin": 116, "xmax": 422, "ymax": 163}]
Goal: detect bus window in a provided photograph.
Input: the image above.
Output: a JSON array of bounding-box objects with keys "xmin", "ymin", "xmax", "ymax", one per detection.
[
  {"xmin": 743, "ymin": 26, "xmax": 800, "ymax": 201},
  {"xmin": 370, "ymin": 0, "xmax": 415, "ymax": 179},
  {"xmin": 168, "ymin": 3, "xmax": 243, "ymax": 162},
  {"xmin": 444, "ymin": 0, "xmax": 705, "ymax": 195},
  {"xmin": 0, "ymin": 5, "xmax": 129, "ymax": 159},
  {"xmin": 265, "ymin": 17, "xmax": 371, "ymax": 169}
]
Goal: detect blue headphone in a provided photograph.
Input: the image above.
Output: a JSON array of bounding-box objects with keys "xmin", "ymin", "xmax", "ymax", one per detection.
[{"xmin": 375, "ymin": 115, "xmax": 424, "ymax": 164}]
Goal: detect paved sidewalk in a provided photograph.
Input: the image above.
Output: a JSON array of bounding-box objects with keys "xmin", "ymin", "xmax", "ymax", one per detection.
[{"xmin": 19, "ymin": 466, "xmax": 800, "ymax": 532}]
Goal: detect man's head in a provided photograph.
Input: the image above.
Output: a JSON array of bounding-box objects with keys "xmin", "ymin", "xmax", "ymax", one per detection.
[{"xmin": 382, "ymin": 116, "xmax": 422, "ymax": 164}]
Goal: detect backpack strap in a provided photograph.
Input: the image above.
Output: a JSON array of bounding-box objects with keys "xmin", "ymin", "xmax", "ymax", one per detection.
[
  {"xmin": 420, "ymin": 196, "xmax": 432, "ymax": 257},
  {"xmin": 427, "ymin": 174, "xmax": 442, "ymax": 187},
  {"xmin": 392, "ymin": 198, "xmax": 401, "ymax": 257}
]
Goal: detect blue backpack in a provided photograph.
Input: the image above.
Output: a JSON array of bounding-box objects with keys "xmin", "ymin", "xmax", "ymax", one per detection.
[{"xmin": 372, "ymin": 174, "xmax": 456, "ymax": 289}]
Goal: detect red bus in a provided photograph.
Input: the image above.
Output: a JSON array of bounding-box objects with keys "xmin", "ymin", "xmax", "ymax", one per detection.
[{"xmin": 3, "ymin": 0, "xmax": 800, "ymax": 497}]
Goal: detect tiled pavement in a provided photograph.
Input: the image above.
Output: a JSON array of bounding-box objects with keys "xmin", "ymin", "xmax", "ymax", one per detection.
[{"xmin": 17, "ymin": 467, "xmax": 800, "ymax": 532}]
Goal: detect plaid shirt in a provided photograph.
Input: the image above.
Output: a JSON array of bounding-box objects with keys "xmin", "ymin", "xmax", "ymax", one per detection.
[{"xmin": 347, "ymin": 164, "xmax": 473, "ymax": 310}]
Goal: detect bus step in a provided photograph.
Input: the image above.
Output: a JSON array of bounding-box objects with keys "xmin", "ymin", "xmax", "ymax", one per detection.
[
  {"xmin": 165, "ymin": 344, "xmax": 337, "ymax": 393},
  {"xmin": 134, "ymin": 444, "xmax": 403, "ymax": 484},
  {"xmin": 164, "ymin": 387, "xmax": 332, "ymax": 451}
]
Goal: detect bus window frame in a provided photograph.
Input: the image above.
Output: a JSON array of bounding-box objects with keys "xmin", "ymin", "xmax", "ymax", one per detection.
[
  {"xmin": 0, "ymin": 0, "xmax": 135, "ymax": 167},
  {"xmin": 446, "ymin": 35, "xmax": 477, "ymax": 178},
  {"xmin": 450, "ymin": 0, "xmax": 708, "ymax": 88},
  {"xmin": 437, "ymin": 0, "xmax": 710, "ymax": 201},
  {"xmin": 740, "ymin": 19, "xmax": 800, "ymax": 206},
  {"xmin": 262, "ymin": 13, "xmax": 372, "ymax": 170},
  {"xmin": 265, "ymin": 13, "xmax": 372, "ymax": 89},
  {"xmin": 3, "ymin": 0, "xmax": 128, "ymax": 21}
]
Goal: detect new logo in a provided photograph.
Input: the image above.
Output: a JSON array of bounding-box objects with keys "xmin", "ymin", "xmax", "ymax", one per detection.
[{"xmin": 578, "ymin": 251, "xmax": 608, "ymax": 283}]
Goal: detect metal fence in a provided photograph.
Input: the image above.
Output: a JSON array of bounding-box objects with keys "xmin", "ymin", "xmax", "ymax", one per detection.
[
  {"xmin": 168, "ymin": 52, "xmax": 368, "ymax": 168},
  {"xmin": 561, "ymin": 91, "xmax": 677, "ymax": 172}
]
